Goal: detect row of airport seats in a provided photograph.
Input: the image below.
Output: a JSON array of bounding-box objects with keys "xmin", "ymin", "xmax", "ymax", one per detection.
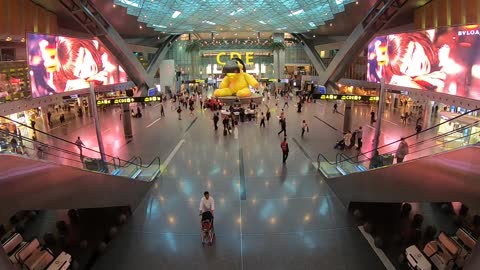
[
  {"xmin": 2, "ymin": 232, "xmax": 72, "ymax": 269},
  {"xmin": 406, "ymin": 227, "xmax": 478, "ymax": 270},
  {"xmin": 1, "ymin": 207, "xmax": 131, "ymax": 270}
]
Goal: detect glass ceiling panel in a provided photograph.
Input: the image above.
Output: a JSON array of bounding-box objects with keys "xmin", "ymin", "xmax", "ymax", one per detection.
[{"xmin": 114, "ymin": 0, "xmax": 356, "ymax": 34}]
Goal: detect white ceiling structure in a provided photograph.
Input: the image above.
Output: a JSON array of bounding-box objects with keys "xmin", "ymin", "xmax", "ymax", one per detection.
[{"xmin": 114, "ymin": 0, "xmax": 358, "ymax": 34}]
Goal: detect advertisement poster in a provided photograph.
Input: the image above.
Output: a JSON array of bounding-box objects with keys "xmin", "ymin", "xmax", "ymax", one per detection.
[
  {"xmin": 367, "ymin": 25, "xmax": 480, "ymax": 100},
  {"xmin": 27, "ymin": 33, "xmax": 127, "ymax": 98}
]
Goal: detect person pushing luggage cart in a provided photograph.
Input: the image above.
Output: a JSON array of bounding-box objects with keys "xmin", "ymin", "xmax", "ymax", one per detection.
[{"xmin": 199, "ymin": 191, "xmax": 215, "ymax": 246}]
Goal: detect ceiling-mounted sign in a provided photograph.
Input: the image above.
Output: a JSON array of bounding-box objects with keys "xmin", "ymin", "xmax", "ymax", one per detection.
[
  {"xmin": 96, "ymin": 96, "xmax": 162, "ymax": 105},
  {"xmin": 313, "ymin": 94, "xmax": 380, "ymax": 101}
]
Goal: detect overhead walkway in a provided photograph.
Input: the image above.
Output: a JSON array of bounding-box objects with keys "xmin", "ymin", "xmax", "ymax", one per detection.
[
  {"xmin": 313, "ymin": 108, "xmax": 480, "ymax": 206},
  {"xmin": 0, "ymin": 115, "xmax": 162, "ymax": 222}
]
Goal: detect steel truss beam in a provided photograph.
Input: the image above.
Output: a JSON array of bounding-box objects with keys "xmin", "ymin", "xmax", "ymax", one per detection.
[
  {"xmin": 59, "ymin": 0, "xmax": 154, "ymax": 89},
  {"xmin": 318, "ymin": 0, "xmax": 409, "ymax": 88},
  {"xmin": 147, "ymin": 35, "xmax": 180, "ymax": 79},
  {"xmin": 291, "ymin": 33, "xmax": 327, "ymax": 74}
]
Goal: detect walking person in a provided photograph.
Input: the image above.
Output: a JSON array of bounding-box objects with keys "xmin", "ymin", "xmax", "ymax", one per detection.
[
  {"xmin": 30, "ymin": 119, "xmax": 36, "ymax": 131},
  {"xmin": 333, "ymin": 103, "xmax": 338, "ymax": 113},
  {"xmin": 301, "ymin": 120, "xmax": 309, "ymax": 137},
  {"xmin": 395, "ymin": 138, "xmax": 409, "ymax": 163},
  {"xmin": 370, "ymin": 111, "xmax": 376, "ymax": 125},
  {"xmin": 47, "ymin": 111, "xmax": 52, "ymax": 126},
  {"xmin": 297, "ymin": 101, "xmax": 302, "ymax": 113},
  {"xmin": 280, "ymin": 137, "xmax": 289, "ymax": 163},
  {"xmin": 283, "ymin": 94, "xmax": 289, "ymax": 109},
  {"xmin": 75, "ymin": 136, "xmax": 85, "ymax": 157},
  {"xmin": 160, "ymin": 103, "xmax": 165, "ymax": 117},
  {"xmin": 355, "ymin": 126, "xmax": 363, "ymax": 150},
  {"xmin": 213, "ymin": 112, "xmax": 219, "ymax": 131},
  {"xmin": 222, "ymin": 116, "xmax": 230, "ymax": 135},
  {"xmin": 278, "ymin": 117, "xmax": 287, "ymax": 136},
  {"xmin": 266, "ymin": 110, "xmax": 271, "ymax": 123},
  {"xmin": 199, "ymin": 191, "xmax": 215, "ymax": 218},
  {"xmin": 259, "ymin": 112, "xmax": 266, "ymax": 128},
  {"xmin": 177, "ymin": 106, "xmax": 182, "ymax": 120}
]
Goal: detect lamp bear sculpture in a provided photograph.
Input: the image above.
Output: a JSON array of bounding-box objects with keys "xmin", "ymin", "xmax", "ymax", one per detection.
[{"xmin": 213, "ymin": 58, "xmax": 259, "ymax": 98}]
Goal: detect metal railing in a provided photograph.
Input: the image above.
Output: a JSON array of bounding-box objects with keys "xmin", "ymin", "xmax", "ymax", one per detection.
[
  {"xmin": 317, "ymin": 108, "xmax": 480, "ymax": 175},
  {"xmin": 0, "ymin": 115, "xmax": 162, "ymax": 180}
]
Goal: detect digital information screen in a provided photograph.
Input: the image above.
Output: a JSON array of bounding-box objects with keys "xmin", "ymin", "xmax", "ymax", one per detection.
[
  {"xmin": 313, "ymin": 94, "xmax": 380, "ymax": 101},
  {"xmin": 96, "ymin": 96, "xmax": 162, "ymax": 105},
  {"xmin": 367, "ymin": 24, "xmax": 480, "ymax": 100}
]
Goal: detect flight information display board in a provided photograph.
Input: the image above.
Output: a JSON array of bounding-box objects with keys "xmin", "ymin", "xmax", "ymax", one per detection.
[
  {"xmin": 314, "ymin": 94, "xmax": 380, "ymax": 101},
  {"xmin": 96, "ymin": 96, "xmax": 162, "ymax": 105}
]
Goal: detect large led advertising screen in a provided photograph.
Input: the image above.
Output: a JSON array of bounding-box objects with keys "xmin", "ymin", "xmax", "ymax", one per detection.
[
  {"xmin": 27, "ymin": 33, "xmax": 127, "ymax": 98},
  {"xmin": 367, "ymin": 25, "xmax": 480, "ymax": 100}
]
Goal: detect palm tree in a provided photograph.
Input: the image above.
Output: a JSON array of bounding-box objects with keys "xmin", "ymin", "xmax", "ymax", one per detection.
[
  {"xmin": 185, "ymin": 40, "xmax": 202, "ymax": 79},
  {"xmin": 269, "ymin": 41, "xmax": 286, "ymax": 79}
]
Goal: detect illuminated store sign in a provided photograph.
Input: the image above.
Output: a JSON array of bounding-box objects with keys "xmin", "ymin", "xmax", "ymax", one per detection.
[
  {"xmin": 314, "ymin": 94, "xmax": 380, "ymax": 101},
  {"xmin": 215, "ymin": 52, "xmax": 255, "ymax": 65},
  {"xmin": 96, "ymin": 96, "xmax": 161, "ymax": 105}
]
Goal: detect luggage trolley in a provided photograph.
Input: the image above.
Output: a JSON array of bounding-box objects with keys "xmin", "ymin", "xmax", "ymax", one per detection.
[{"xmin": 200, "ymin": 211, "xmax": 215, "ymax": 246}]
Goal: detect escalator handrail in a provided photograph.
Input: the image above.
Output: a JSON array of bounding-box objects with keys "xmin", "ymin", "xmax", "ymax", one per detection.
[
  {"xmin": 337, "ymin": 108, "xmax": 480, "ymax": 164},
  {"xmin": 0, "ymin": 114, "xmax": 136, "ymax": 166},
  {"xmin": 352, "ymin": 121, "xmax": 480, "ymax": 164},
  {"xmin": 317, "ymin": 153, "xmax": 336, "ymax": 168}
]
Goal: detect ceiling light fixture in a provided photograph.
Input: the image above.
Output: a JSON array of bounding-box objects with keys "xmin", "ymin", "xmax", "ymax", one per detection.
[
  {"xmin": 258, "ymin": 20, "xmax": 266, "ymax": 24},
  {"xmin": 229, "ymin": 8, "xmax": 243, "ymax": 16},
  {"xmin": 309, "ymin": 22, "xmax": 316, "ymax": 27},
  {"xmin": 288, "ymin": 9, "xmax": 304, "ymax": 16},
  {"xmin": 172, "ymin": 11, "xmax": 181, "ymax": 18},
  {"xmin": 153, "ymin": 24, "xmax": 167, "ymax": 28},
  {"xmin": 202, "ymin": 20, "xmax": 216, "ymax": 25}
]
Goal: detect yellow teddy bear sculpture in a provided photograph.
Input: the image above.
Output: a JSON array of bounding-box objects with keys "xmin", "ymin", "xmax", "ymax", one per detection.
[{"xmin": 214, "ymin": 58, "xmax": 259, "ymax": 98}]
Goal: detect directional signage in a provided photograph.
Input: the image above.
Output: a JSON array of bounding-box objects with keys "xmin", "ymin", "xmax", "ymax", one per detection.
[
  {"xmin": 313, "ymin": 94, "xmax": 379, "ymax": 102},
  {"xmin": 96, "ymin": 96, "xmax": 162, "ymax": 106}
]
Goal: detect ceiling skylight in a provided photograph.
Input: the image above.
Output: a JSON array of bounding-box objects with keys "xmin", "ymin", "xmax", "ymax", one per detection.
[{"xmin": 114, "ymin": 0, "xmax": 357, "ymax": 33}]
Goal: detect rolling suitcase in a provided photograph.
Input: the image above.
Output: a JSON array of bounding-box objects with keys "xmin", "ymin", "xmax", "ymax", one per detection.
[
  {"xmin": 46, "ymin": 251, "xmax": 71, "ymax": 270},
  {"xmin": 2, "ymin": 233, "xmax": 23, "ymax": 254}
]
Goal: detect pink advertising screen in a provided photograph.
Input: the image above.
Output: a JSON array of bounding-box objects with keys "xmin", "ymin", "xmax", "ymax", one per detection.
[
  {"xmin": 27, "ymin": 33, "xmax": 127, "ymax": 98},
  {"xmin": 367, "ymin": 24, "xmax": 480, "ymax": 100}
]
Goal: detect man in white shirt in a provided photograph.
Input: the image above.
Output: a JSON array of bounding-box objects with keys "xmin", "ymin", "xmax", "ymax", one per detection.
[{"xmin": 199, "ymin": 191, "xmax": 215, "ymax": 217}]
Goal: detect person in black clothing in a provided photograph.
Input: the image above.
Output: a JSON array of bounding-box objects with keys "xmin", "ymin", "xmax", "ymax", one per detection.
[
  {"xmin": 222, "ymin": 117, "xmax": 230, "ymax": 134},
  {"xmin": 278, "ymin": 117, "xmax": 287, "ymax": 136},
  {"xmin": 213, "ymin": 113, "xmax": 219, "ymax": 130},
  {"xmin": 260, "ymin": 112, "xmax": 266, "ymax": 128},
  {"xmin": 297, "ymin": 101, "xmax": 302, "ymax": 113},
  {"xmin": 136, "ymin": 106, "xmax": 142, "ymax": 118},
  {"xmin": 333, "ymin": 103, "xmax": 338, "ymax": 113},
  {"xmin": 266, "ymin": 110, "xmax": 271, "ymax": 122},
  {"xmin": 160, "ymin": 103, "xmax": 165, "ymax": 117},
  {"xmin": 30, "ymin": 119, "xmax": 36, "ymax": 131},
  {"xmin": 47, "ymin": 111, "xmax": 52, "ymax": 125},
  {"xmin": 370, "ymin": 111, "xmax": 376, "ymax": 124}
]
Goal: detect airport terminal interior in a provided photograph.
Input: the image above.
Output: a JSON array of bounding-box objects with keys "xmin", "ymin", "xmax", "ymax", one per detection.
[{"xmin": 1, "ymin": 0, "xmax": 480, "ymax": 269}]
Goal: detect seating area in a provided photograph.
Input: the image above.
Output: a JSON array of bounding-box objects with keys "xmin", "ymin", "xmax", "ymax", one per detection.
[{"xmin": 1, "ymin": 207, "xmax": 132, "ymax": 270}]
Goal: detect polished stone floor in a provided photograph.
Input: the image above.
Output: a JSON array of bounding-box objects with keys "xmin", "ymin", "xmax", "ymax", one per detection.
[{"xmin": 29, "ymin": 97, "xmax": 438, "ymax": 270}]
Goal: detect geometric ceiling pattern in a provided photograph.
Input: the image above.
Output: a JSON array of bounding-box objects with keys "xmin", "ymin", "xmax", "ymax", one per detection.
[{"xmin": 114, "ymin": 0, "xmax": 357, "ymax": 34}]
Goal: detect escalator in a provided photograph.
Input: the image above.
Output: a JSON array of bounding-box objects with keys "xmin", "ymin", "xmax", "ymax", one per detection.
[
  {"xmin": 313, "ymin": 109, "xmax": 480, "ymax": 206},
  {"xmin": 0, "ymin": 115, "xmax": 162, "ymax": 222}
]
